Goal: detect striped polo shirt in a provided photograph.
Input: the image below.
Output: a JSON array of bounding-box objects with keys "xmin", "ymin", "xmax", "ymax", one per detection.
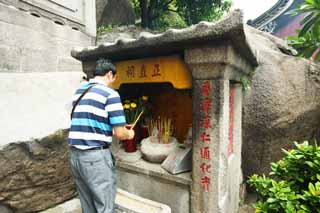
[{"xmin": 68, "ymin": 79, "xmax": 126, "ymax": 148}]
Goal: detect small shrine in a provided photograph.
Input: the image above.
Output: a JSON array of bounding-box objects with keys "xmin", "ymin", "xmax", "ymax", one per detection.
[{"xmin": 72, "ymin": 10, "xmax": 258, "ymax": 213}]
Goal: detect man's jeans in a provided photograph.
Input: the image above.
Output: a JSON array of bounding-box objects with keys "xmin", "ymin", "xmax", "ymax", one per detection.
[{"xmin": 69, "ymin": 147, "xmax": 117, "ymax": 213}]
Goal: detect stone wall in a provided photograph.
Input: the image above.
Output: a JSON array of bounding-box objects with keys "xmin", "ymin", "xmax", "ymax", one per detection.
[
  {"xmin": 0, "ymin": 2, "xmax": 93, "ymax": 146},
  {"xmin": 0, "ymin": 2, "xmax": 95, "ymax": 210},
  {"xmin": 0, "ymin": 0, "xmax": 96, "ymax": 36}
]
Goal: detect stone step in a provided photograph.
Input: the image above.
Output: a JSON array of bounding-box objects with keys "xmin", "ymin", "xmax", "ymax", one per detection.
[{"xmin": 41, "ymin": 189, "xmax": 171, "ymax": 213}]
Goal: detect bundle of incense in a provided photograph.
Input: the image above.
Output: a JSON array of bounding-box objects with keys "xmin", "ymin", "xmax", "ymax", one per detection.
[
  {"xmin": 163, "ymin": 118, "xmax": 171, "ymax": 144},
  {"xmin": 147, "ymin": 116, "xmax": 172, "ymax": 144}
]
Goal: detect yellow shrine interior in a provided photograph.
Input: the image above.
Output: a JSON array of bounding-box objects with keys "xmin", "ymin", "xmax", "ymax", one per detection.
[{"xmin": 114, "ymin": 55, "xmax": 192, "ymax": 143}]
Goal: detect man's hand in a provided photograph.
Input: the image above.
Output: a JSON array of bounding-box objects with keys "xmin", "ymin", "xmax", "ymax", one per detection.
[
  {"xmin": 127, "ymin": 129, "xmax": 135, "ymax": 140},
  {"xmin": 113, "ymin": 126, "xmax": 135, "ymax": 140}
]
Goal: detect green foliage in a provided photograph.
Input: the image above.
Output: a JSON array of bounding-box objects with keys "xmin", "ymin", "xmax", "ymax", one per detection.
[
  {"xmin": 131, "ymin": 0, "xmax": 230, "ymax": 30},
  {"xmin": 176, "ymin": 0, "xmax": 231, "ymax": 25},
  {"xmin": 287, "ymin": 29, "xmax": 320, "ymax": 61},
  {"xmin": 97, "ymin": 25, "xmax": 117, "ymax": 34},
  {"xmin": 240, "ymin": 75, "xmax": 251, "ymax": 91},
  {"xmin": 248, "ymin": 141, "xmax": 320, "ymax": 213},
  {"xmin": 287, "ymin": 0, "xmax": 320, "ymax": 37},
  {"xmin": 130, "ymin": 0, "xmax": 141, "ymax": 19},
  {"xmin": 153, "ymin": 11, "xmax": 187, "ymax": 32},
  {"xmin": 286, "ymin": 0, "xmax": 320, "ymax": 61}
]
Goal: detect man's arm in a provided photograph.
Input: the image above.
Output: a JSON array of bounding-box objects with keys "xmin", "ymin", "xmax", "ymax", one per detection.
[
  {"xmin": 106, "ymin": 91, "xmax": 135, "ymax": 140},
  {"xmin": 113, "ymin": 126, "xmax": 135, "ymax": 140}
]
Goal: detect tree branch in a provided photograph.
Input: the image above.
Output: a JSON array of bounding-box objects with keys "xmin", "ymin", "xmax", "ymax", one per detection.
[{"xmin": 310, "ymin": 47, "xmax": 320, "ymax": 61}]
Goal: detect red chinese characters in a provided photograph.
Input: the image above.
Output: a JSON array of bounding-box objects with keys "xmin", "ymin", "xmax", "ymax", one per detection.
[
  {"xmin": 201, "ymin": 176, "xmax": 211, "ymax": 192},
  {"xmin": 201, "ymin": 81, "xmax": 211, "ymax": 97},
  {"xmin": 200, "ymin": 98, "xmax": 212, "ymax": 115},
  {"xmin": 200, "ymin": 115, "xmax": 212, "ymax": 129},
  {"xmin": 200, "ymin": 163, "xmax": 211, "ymax": 173},
  {"xmin": 200, "ymin": 147, "xmax": 211, "ymax": 160},
  {"xmin": 200, "ymin": 132, "xmax": 210, "ymax": 143},
  {"xmin": 199, "ymin": 80, "xmax": 213, "ymax": 192}
]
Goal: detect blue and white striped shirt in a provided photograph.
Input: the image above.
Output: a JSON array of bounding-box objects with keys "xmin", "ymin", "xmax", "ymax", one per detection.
[{"xmin": 68, "ymin": 79, "xmax": 126, "ymax": 148}]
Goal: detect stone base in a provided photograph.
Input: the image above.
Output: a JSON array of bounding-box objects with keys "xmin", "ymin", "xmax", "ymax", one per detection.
[
  {"xmin": 116, "ymin": 149, "xmax": 142, "ymax": 163},
  {"xmin": 117, "ymin": 158, "xmax": 191, "ymax": 213},
  {"xmin": 40, "ymin": 189, "xmax": 171, "ymax": 213}
]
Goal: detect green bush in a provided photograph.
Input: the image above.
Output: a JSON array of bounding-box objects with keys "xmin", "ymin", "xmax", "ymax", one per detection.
[
  {"xmin": 248, "ymin": 141, "xmax": 320, "ymax": 213},
  {"xmin": 97, "ymin": 25, "xmax": 117, "ymax": 34},
  {"xmin": 153, "ymin": 12, "xmax": 187, "ymax": 32}
]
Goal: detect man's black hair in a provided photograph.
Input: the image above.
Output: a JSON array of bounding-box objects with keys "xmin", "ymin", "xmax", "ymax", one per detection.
[{"xmin": 94, "ymin": 58, "xmax": 116, "ymax": 76}]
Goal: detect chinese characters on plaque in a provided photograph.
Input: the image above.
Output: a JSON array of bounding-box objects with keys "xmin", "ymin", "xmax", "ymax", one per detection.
[
  {"xmin": 199, "ymin": 81, "xmax": 212, "ymax": 192},
  {"xmin": 126, "ymin": 64, "xmax": 161, "ymax": 79}
]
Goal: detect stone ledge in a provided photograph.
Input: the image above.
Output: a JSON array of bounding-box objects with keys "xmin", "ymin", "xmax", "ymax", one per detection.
[
  {"xmin": 40, "ymin": 189, "xmax": 171, "ymax": 213},
  {"xmin": 116, "ymin": 158, "xmax": 192, "ymax": 187},
  {"xmin": 116, "ymin": 189, "xmax": 171, "ymax": 213}
]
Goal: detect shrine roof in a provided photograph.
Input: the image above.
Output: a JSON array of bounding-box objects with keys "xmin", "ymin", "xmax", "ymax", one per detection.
[{"xmin": 71, "ymin": 10, "xmax": 258, "ymax": 67}]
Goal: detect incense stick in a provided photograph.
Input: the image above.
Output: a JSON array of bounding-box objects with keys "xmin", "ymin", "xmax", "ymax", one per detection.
[{"xmin": 130, "ymin": 110, "xmax": 144, "ymax": 130}]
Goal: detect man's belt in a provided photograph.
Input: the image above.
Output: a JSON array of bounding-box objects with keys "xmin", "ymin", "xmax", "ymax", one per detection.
[{"xmin": 87, "ymin": 144, "xmax": 110, "ymax": 150}]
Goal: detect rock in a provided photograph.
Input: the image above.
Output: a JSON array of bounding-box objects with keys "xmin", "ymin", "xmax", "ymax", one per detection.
[
  {"xmin": 0, "ymin": 130, "xmax": 76, "ymax": 213},
  {"xmin": 0, "ymin": 204, "xmax": 13, "ymax": 213},
  {"xmin": 40, "ymin": 198, "xmax": 81, "ymax": 213},
  {"xmin": 239, "ymin": 204, "xmax": 255, "ymax": 213},
  {"xmin": 98, "ymin": 0, "xmax": 135, "ymax": 27},
  {"xmin": 97, "ymin": 25, "xmax": 148, "ymax": 44},
  {"xmin": 242, "ymin": 26, "xmax": 320, "ymax": 177},
  {"xmin": 96, "ymin": 0, "xmax": 108, "ymax": 28}
]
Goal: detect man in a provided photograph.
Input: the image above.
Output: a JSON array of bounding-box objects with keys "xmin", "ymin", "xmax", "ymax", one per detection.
[{"xmin": 68, "ymin": 58, "xmax": 134, "ymax": 213}]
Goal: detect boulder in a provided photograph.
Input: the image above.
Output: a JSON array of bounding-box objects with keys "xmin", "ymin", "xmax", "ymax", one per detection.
[
  {"xmin": 96, "ymin": 0, "xmax": 108, "ymax": 27},
  {"xmin": 0, "ymin": 205, "xmax": 13, "ymax": 213},
  {"xmin": 98, "ymin": 0, "xmax": 135, "ymax": 27},
  {"xmin": 0, "ymin": 130, "xmax": 75, "ymax": 213},
  {"xmin": 242, "ymin": 26, "xmax": 320, "ymax": 177}
]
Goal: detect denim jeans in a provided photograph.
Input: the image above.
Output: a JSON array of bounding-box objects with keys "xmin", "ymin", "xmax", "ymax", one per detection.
[{"xmin": 69, "ymin": 147, "xmax": 117, "ymax": 213}]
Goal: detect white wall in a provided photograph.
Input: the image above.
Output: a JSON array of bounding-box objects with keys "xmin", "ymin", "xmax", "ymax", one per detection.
[{"xmin": 0, "ymin": 2, "xmax": 94, "ymax": 145}]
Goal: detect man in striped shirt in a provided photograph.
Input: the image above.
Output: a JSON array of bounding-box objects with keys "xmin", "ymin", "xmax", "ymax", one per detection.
[{"xmin": 68, "ymin": 58, "xmax": 134, "ymax": 213}]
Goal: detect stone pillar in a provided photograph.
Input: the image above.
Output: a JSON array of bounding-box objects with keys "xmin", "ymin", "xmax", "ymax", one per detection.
[{"xmin": 185, "ymin": 43, "xmax": 252, "ymax": 213}]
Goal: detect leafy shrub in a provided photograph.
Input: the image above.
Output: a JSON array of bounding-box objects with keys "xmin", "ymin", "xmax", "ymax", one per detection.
[
  {"xmin": 97, "ymin": 25, "xmax": 117, "ymax": 34},
  {"xmin": 153, "ymin": 12, "xmax": 187, "ymax": 32},
  {"xmin": 286, "ymin": 0, "xmax": 320, "ymax": 61},
  {"xmin": 248, "ymin": 141, "xmax": 320, "ymax": 213}
]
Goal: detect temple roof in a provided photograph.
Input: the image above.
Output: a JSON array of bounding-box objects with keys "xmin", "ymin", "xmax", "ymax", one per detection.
[
  {"xmin": 71, "ymin": 10, "xmax": 258, "ymax": 67},
  {"xmin": 247, "ymin": 0, "xmax": 303, "ymax": 33}
]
